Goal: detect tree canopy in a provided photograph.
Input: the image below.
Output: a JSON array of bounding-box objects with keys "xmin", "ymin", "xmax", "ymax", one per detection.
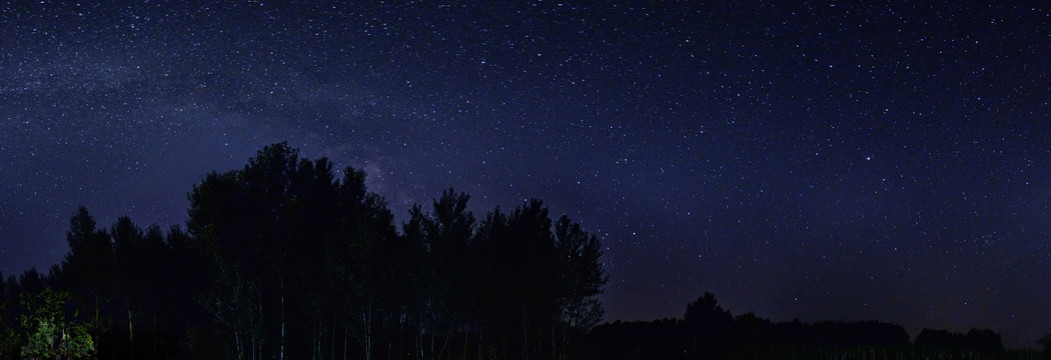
[
  {"xmin": 0, "ymin": 142, "xmax": 1033, "ymax": 360},
  {"xmin": 0, "ymin": 142, "xmax": 607, "ymax": 360}
]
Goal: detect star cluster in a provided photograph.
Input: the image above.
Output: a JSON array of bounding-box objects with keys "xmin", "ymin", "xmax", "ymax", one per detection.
[{"xmin": 1, "ymin": 1, "xmax": 1049, "ymax": 347}]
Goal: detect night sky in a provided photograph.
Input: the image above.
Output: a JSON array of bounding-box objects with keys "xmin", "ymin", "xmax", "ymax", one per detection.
[{"xmin": 2, "ymin": 1, "xmax": 1050, "ymax": 347}]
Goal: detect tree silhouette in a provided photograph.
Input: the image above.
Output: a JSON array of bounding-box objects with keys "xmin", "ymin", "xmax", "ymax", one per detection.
[
  {"xmin": 0, "ymin": 142, "xmax": 613, "ymax": 359},
  {"xmin": 2, "ymin": 142, "xmax": 1041, "ymax": 359},
  {"xmin": 188, "ymin": 169, "xmax": 266, "ymax": 360},
  {"xmin": 187, "ymin": 143, "xmax": 409, "ymax": 360},
  {"xmin": 553, "ymin": 215, "xmax": 606, "ymax": 359},
  {"xmin": 683, "ymin": 292, "xmax": 733, "ymax": 356},
  {"xmin": 56, "ymin": 206, "xmax": 113, "ymax": 358},
  {"xmin": 338, "ymin": 168, "xmax": 400, "ymax": 360},
  {"xmin": 403, "ymin": 188, "xmax": 475, "ymax": 358},
  {"xmin": 109, "ymin": 217, "xmax": 171, "ymax": 360},
  {"xmin": 110, "ymin": 216, "xmax": 144, "ymax": 360}
]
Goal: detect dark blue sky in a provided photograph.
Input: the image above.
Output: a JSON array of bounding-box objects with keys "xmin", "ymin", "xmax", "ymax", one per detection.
[{"xmin": 2, "ymin": 1, "xmax": 1049, "ymax": 347}]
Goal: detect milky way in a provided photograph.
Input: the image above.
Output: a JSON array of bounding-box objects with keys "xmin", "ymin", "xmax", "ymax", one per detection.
[{"xmin": 1, "ymin": 2, "xmax": 1049, "ymax": 347}]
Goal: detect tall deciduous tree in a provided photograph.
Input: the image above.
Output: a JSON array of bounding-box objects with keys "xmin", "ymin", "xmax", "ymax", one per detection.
[
  {"xmin": 340, "ymin": 169, "xmax": 400, "ymax": 360},
  {"xmin": 403, "ymin": 189, "xmax": 475, "ymax": 358},
  {"xmin": 189, "ymin": 169, "xmax": 267, "ymax": 360},
  {"xmin": 111, "ymin": 217, "xmax": 169, "ymax": 360},
  {"xmin": 553, "ymin": 215, "xmax": 607, "ymax": 359},
  {"xmin": 111, "ymin": 216, "xmax": 144, "ymax": 360},
  {"xmin": 188, "ymin": 142, "xmax": 403, "ymax": 360},
  {"xmin": 57, "ymin": 206, "xmax": 113, "ymax": 356}
]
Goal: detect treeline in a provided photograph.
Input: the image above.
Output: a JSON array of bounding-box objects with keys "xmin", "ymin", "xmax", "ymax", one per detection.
[
  {"xmin": 582, "ymin": 292, "xmax": 1020, "ymax": 360},
  {"xmin": 0, "ymin": 142, "xmax": 607, "ymax": 360}
]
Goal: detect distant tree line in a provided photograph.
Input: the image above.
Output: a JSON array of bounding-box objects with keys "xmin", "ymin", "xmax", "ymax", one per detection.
[
  {"xmin": 0, "ymin": 143, "xmax": 606, "ymax": 360},
  {"xmin": 582, "ymin": 292, "xmax": 1027, "ymax": 360}
]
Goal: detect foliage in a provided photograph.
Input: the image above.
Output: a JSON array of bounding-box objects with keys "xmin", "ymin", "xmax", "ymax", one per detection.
[
  {"xmin": 181, "ymin": 143, "xmax": 609, "ymax": 359},
  {"xmin": 1, "ymin": 142, "xmax": 1040, "ymax": 360},
  {"xmin": 19, "ymin": 288, "xmax": 94, "ymax": 360}
]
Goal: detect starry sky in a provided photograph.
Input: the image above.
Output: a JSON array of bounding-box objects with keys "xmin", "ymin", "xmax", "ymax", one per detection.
[{"xmin": 2, "ymin": 1, "xmax": 1050, "ymax": 347}]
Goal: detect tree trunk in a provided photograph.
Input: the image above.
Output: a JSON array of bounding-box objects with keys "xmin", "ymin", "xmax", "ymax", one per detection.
[
  {"xmin": 234, "ymin": 326, "xmax": 243, "ymax": 360},
  {"xmin": 312, "ymin": 319, "xmax": 319, "ymax": 360},
  {"xmin": 463, "ymin": 325, "xmax": 469, "ymax": 360},
  {"xmin": 93, "ymin": 298, "xmax": 101, "ymax": 360},
  {"xmin": 417, "ymin": 306, "xmax": 425, "ymax": 359},
  {"xmin": 363, "ymin": 297, "xmax": 373, "ymax": 360},
  {"xmin": 550, "ymin": 324, "xmax": 556, "ymax": 360},
  {"xmin": 152, "ymin": 313, "xmax": 157, "ymax": 357},
  {"xmin": 254, "ymin": 296, "xmax": 264, "ymax": 360},
  {"xmin": 477, "ymin": 330, "xmax": 483, "ymax": 360},
  {"xmin": 327, "ymin": 312, "xmax": 332, "ymax": 360},
  {"xmin": 128, "ymin": 308, "xmax": 134, "ymax": 360},
  {"xmin": 280, "ymin": 290, "xmax": 286, "ymax": 360},
  {"xmin": 559, "ymin": 323, "xmax": 570, "ymax": 360},
  {"xmin": 429, "ymin": 311, "xmax": 435, "ymax": 359}
]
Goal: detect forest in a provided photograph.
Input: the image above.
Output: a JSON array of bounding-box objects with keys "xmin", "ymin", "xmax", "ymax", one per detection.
[
  {"xmin": 0, "ymin": 143, "xmax": 605, "ymax": 360},
  {"xmin": 0, "ymin": 142, "xmax": 1045, "ymax": 360}
]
